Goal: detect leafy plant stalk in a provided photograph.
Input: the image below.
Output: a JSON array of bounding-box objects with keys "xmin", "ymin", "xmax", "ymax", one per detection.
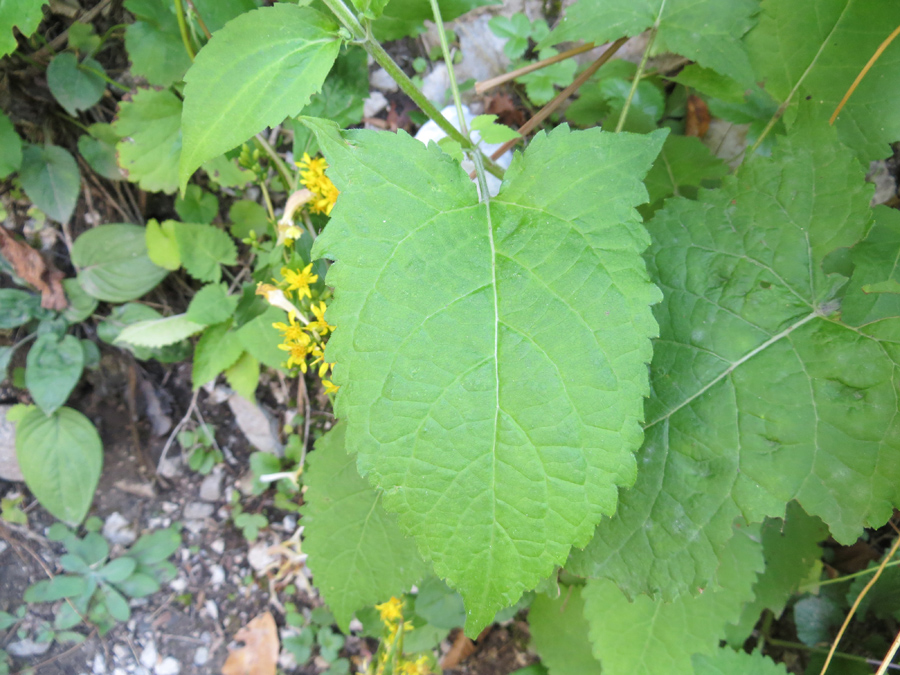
[
  {"xmin": 254, "ymin": 134, "xmax": 295, "ymax": 192},
  {"xmin": 615, "ymin": 1, "xmax": 666, "ymax": 133},
  {"xmin": 173, "ymin": 0, "xmax": 196, "ymax": 60}
]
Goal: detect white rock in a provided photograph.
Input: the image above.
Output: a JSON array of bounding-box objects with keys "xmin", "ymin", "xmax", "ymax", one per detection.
[
  {"xmin": 248, "ymin": 543, "xmax": 278, "ymax": 572},
  {"xmin": 349, "ymin": 618, "xmax": 363, "ymax": 633},
  {"xmin": 370, "ymin": 67, "xmax": 398, "ymax": 92},
  {"xmin": 210, "ymin": 539, "xmax": 225, "ymax": 555},
  {"xmin": 140, "ymin": 642, "xmax": 158, "ymax": 669},
  {"xmin": 7, "ymin": 639, "xmax": 51, "ymax": 657},
  {"xmin": 193, "ymin": 647, "xmax": 209, "ymax": 666},
  {"xmin": 183, "ymin": 502, "xmax": 214, "ymax": 520},
  {"xmin": 0, "ymin": 405, "xmax": 23, "ymax": 481},
  {"xmin": 199, "ymin": 470, "xmax": 223, "ymax": 502},
  {"xmin": 157, "ymin": 457, "xmax": 181, "ymax": 479},
  {"xmin": 204, "ymin": 599, "xmax": 219, "ymax": 621},
  {"xmin": 92, "ymin": 652, "xmax": 107, "ymax": 674},
  {"xmin": 169, "ymin": 577, "xmax": 188, "ymax": 593},
  {"xmin": 227, "ymin": 394, "xmax": 282, "ymax": 455},
  {"xmin": 209, "ymin": 564, "xmax": 226, "ymax": 587},
  {"xmin": 281, "ymin": 515, "xmax": 296, "ymax": 533},
  {"xmin": 102, "ymin": 512, "xmax": 136, "ymax": 547},
  {"xmin": 0, "ymin": 541, "xmax": 8, "ymax": 556},
  {"xmin": 113, "ymin": 644, "xmax": 130, "ymax": 660},
  {"xmin": 363, "ymin": 91, "xmax": 388, "ymax": 119},
  {"xmin": 419, "ymin": 62, "xmax": 449, "ymax": 106},
  {"xmin": 154, "ymin": 657, "xmax": 180, "ymax": 675}
]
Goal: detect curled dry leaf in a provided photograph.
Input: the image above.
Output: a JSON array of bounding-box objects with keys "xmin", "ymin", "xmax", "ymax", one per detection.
[
  {"xmin": 440, "ymin": 628, "xmax": 476, "ymax": 670},
  {"xmin": 0, "ymin": 226, "xmax": 67, "ymax": 310},
  {"xmin": 221, "ymin": 611, "xmax": 279, "ymax": 675},
  {"xmin": 685, "ymin": 95, "xmax": 710, "ymax": 138}
]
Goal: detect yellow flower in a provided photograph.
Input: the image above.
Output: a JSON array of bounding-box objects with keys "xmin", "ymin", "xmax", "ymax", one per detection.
[
  {"xmin": 281, "ymin": 264, "xmax": 318, "ymax": 299},
  {"xmin": 322, "ymin": 380, "xmax": 340, "ymax": 395},
  {"xmin": 307, "ymin": 301, "xmax": 334, "ymax": 336},
  {"xmin": 273, "ymin": 312, "xmax": 306, "ymax": 343},
  {"xmin": 297, "ymin": 152, "xmax": 339, "ymax": 216},
  {"xmin": 399, "ymin": 656, "xmax": 431, "ymax": 675},
  {"xmin": 279, "ymin": 341, "xmax": 309, "ymax": 372},
  {"xmin": 376, "ymin": 597, "xmax": 403, "ymax": 624}
]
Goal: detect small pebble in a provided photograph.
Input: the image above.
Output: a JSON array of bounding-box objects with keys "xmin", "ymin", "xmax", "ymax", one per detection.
[
  {"xmin": 370, "ymin": 68, "xmax": 398, "ymax": 92},
  {"xmin": 92, "ymin": 653, "xmax": 107, "ymax": 674},
  {"xmin": 140, "ymin": 642, "xmax": 158, "ymax": 669},
  {"xmin": 154, "ymin": 657, "xmax": 180, "ymax": 675},
  {"xmin": 102, "ymin": 512, "xmax": 136, "ymax": 546},
  {"xmin": 193, "ymin": 647, "xmax": 209, "ymax": 666},
  {"xmin": 210, "ymin": 539, "xmax": 225, "ymax": 555},
  {"xmin": 183, "ymin": 502, "xmax": 214, "ymax": 520}
]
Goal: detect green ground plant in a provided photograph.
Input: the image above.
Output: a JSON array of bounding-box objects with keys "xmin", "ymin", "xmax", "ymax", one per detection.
[{"xmin": 2, "ymin": 0, "xmax": 900, "ymax": 673}]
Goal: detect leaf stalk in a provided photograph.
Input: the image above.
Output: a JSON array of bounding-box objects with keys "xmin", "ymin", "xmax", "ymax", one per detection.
[{"xmin": 173, "ymin": 0, "xmax": 196, "ymax": 60}]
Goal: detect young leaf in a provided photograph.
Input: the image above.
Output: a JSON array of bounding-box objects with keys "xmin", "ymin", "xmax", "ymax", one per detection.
[
  {"xmin": 192, "ymin": 321, "xmax": 243, "ymax": 388},
  {"xmin": 98, "ymin": 303, "xmax": 191, "ymax": 363},
  {"xmin": 114, "ymin": 88, "xmax": 182, "ymax": 194},
  {"xmin": 115, "ymin": 313, "xmax": 206, "ymax": 348},
  {"xmin": 13, "ymin": 406, "xmax": 102, "ymax": 524},
  {"xmin": 0, "ymin": 0, "xmax": 47, "ymax": 57},
  {"xmin": 72, "ymin": 224, "xmax": 169, "ymax": 302},
  {"xmin": 745, "ymin": 0, "xmax": 900, "ymax": 161},
  {"xmin": 225, "ymin": 352, "xmax": 259, "ymax": 401},
  {"xmin": 171, "ymin": 222, "xmax": 238, "ymax": 283},
  {"xmin": 542, "ymin": 0, "xmax": 757, "ymax": 82},
  {"xmin": 46, "ymin": 52, "xmax": 107, "ymax": 116},
  {"xmin": 25, "ymin": 333, "xmax": 84, "ymax": 415},
  {"xmin": 566, "ymin": 115, "xmax": 891, "ymax": 601},
  {"xmin": 24, "ymin": 575, "xmax": 87, "ymax": 603},
  {"xmin": 186, "ymin": 282, "xmax": 238, "ymax": 325},
  {"xmin": 19, "ymin": 144, "xmax": 80, "ymax": 223},
  {"xmin": 145, "ymin": 218, "xmax": 181, "ymax": 271},
  {"xmin": 78, "ymin": 123, "xmax": 124, "ymax": 181},
  {"xmin": 308, "ymin": 119, "xmax": 666, "ymax": 634},
  {"xmin": 582, "ymin": 525, "xmax": 763, "ymax": 675},
  {"xmin": 300, "ymin": 423, "xmax": 428, "ymax": 631},
  {"xmin": 228, "ymin": 199, "xmax": 269, "ymax": 239},
  {"xmin": 488, "ymin": 14, "xmax": 536, "ymax": 61},
  {"xmin": 0, "ymin": 109, "xmax": 22, "ymax": 178},
  {"xmin": 470, "ymin": 114, "xmax": 520, "ymax": 144},
  {"xmin": 529, "ymin": 586, "xmax": 602, "ymax": 675},
  {"xmin": 179, "ymin": 4, "xmax": 342, "ymax": 190},
  {"xmin": 123, "ymin": 0, "xmax": 191, "ymax": 87},
  {"xmin": 0, "ymin": 288, "xmax": 40, "ymax": 328},
  {"xmin": 175, "ymin": 185, "xmax": 219, "ymax": 224},
  {"xmin": 693, "ymin": 649, "xmax": 790, "ymax": 675}
]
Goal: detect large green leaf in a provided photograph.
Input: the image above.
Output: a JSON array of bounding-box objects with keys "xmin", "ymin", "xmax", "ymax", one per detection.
[
  {"xmin": 179, "ymin": 4, "xmax": 341, "ymax": 189},
  {"xmin": 0, "ymin": 0, "xmax": 47, "ymax": 57},
  {"xmin": 746, "ymin": 0, "xmax": 900, "ymax": 161},
  {"xmin": 123, "ymin": 0, "xmax": 191, "ymax": 87},
  {"xmin": 0, "ymin": 288, "xmax": 40, "ymax": 328},
  {"xmin": 529, "ymin": 586, "xmax": 602, "ymax": 675},
  {"xmin": 0, "ymin": 108, "xmax": 22, "ymax": 178},
  {"xmin": 25, "ymin": 333, "xmax": 84, "ymax": 415},
  {"xmin": 309, "ymin": 119, "xmax": 666, "ymax": 634},
  {"xmin": 14, "ymin": 406, "xmax": 102, "ymax": 524},
  {"xmin": 71, "ymin": 224, "xmax": 169, "ymax": 302},
  {"xmin": 693, "ymin": 650, "xmax": 790, "ymax": 675},
  {"xmin": 171, "ymin": 222, "xmax": 237, "ymax": 283},
  {"xmin": 567, "ymin": 116, "xmax": 895, "ymax": 601},
  {"xmin": 19, "ymin": 144, "xmax": 80, "ymax": 223},
  {"xmin": 301, "ymin": 423, "xmax": 428, "ymax": 631},
  {"xmin": 115, "ymin": 313, "xmax": 206, "ymax": 348},
  {"xmin": 192, "ymin": 321, "xmax": 243, "ymax": 388},
  {"xmin": 541, "ymin": 0, "xmax": 757, "ymax": 83},
  {"xmin": 191, "ymin": 0, "xmax": 256, "ymax": 33},
  {"xmin": 46, "ymin": 52, "xmax": 106, "ymax": 116},
  {"xmin": 582, "ymin": 525, "xmax": 763, "ymax": 675},
  {"xmin": 372, "ymin": 0, "xmax": 499, "ymax": 41},
  {"xmin": 114, "ymin": 88, "xmax": 182, "ymax": 194}
]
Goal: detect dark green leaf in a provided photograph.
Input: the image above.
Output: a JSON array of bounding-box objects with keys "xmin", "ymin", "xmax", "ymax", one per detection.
[
  {"xmin": 47, "ymin": 52, "xmax": 106, "ymax": 116},
  {"xmin": 24, "ymin": 575, "xmax": 87, "ymax": 602},
  {"xmin": 19, "ymin": 144, "xmax": 80, "ymax": 223},
  {"xmin": 0, "ymin": 109, "xmax": 22, "ymax": 178},
  {"xmin": 372, "ymin": 0, "xmax": 499, "ymax": 41},
  {"xmin": 236, "ymin": 305, "xmax": 287, "ymax": 369},
  {"xmin": 228, "ymin": 199, "xmax": 269, "ymax": 239},
  {"xmin": 25, "ymin": 333, "xmax": 84, "ymax": 415},
  {"xmin": 114, "ymin": 88, "xmax": 182, "ymax": 194},
  {"xmin": 98, "ymin": 557, "xmax": 137, "ymax": 583},
  {"xmin": 127, "ymin": 527, "xmax": 180, "ymax": 565},
  {"xmin": 0, "ymin": 288, "xmax": 40, "ymax": 328},
  {"xmin": 794, "ymin": 595, "xmax": 843, "ymax": 646},
  {"xmin": 77, "ymin": 123, "xmax": 124, "ymax": 181},
  {"xmin": 530, "ymin": 586, "xmax": 601, "ymax": 675},
  {"xmin": 101, "ymin": 584, "xmax": 130, "ymax": 622},
  {"xmin": 114, "ymin": 572, "xmax": 160, "ymax": 598},
  {"xmin": 61, "ymin": 277, "xmax": 98, "ymax": 323},
  {"xmin": 414, "ymin": 577, "xmax": 465, "ymax": 630},
  {"xmin": 0, "ymin": 0, "xmax": 47, "ymax": 57},
  {"xmin": 171, "ymin": 222, "xmax": 237, "ymax": 283},
  {"xmin": 123, "ymin": 0, "xmax": 191, "ymax": 87},
  {"xmin": 175, "ymin": 185, "xmax": 219, "ymax": 224},
  {"xmin": 192, "ymin": 321, "xmax": 243, "ymax": 388},
  {"xmin": 186, "ymin": 282, "xmax": 237, "ymax": 325}
]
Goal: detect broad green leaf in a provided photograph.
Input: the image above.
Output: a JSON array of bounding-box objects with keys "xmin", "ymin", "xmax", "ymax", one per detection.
[
  {"xmin": 793, "ymin": 594, "xmax": 843, "ymax": 646},
  {"xmin": 413, "ymin": 577, "xmax": 466, "ymax": 629},
  {"xmin": 123, "ymin": 0, "xmax": 191, "ymax": 87},
  {"xmin": 840, "ymin": 207, "xmax": 900, "ymax": 326},
  {"xmin": 102, "ymin": 585, "xmax": 130, "ymax": 622},
  {"xmin": 202, "ymin": 154, "xmax": 252, "ymax": 189},
  {"xmin": 598, "ymin": 77, "xmax": 664, "ymax": 133},
  {"xmin": 0, "ymin": 0, "xmax": 47, "ymax": 57},
  {"xmin": 471, "ymin": 115, "xmax": 520, "ymax": 144},
  {"xmin": 192, "ymin": 321, "xmax": 243, "ymax": 388},
  {"xmin": 0, "ymin": 109, "xmax": 22, "ymax": 178},
  {"xmin": 24, "ymin": 575, "xmax": 87, "ymax": 603},
  {"xmin": 488, "ymin": 14, "xmax": 539, "ymax": 61},
  {"xmin": 19, "ymin": 144, "xmax": 80, "ymax": 223},
  {"xmin": 115, "ymin": 573, "xmax": 159, "ymax": 598},
  {"xmin": 309, "ymin": 119, "xmax": 666, "ymax": 633},
  {"xmin": 726, "ymin": 502, "xmax": 827, "ymax": 645},
  {"xmin": 693, "ymin": 650, "xmax": 790, "ymax": 675},
  {"xmin": 98, "ymin": 557, "xmax": 137, "ymax": 583},
  {"xmin": 542, "ymin": 0, "xmax": 757, "ymax": 83},
  {"xmin": 72, "ymin": 224, "xmax": 169, "ymax": 302},
  {"xmin": 529, "ymin": 586, "xmax": 602, "ymax": 675},
  {"xmin": 46, "ymin": 52, "xmax": 106, "ymax": 116},
  {"xmin": 78, "ymin": 123, "xmax": 124, "ymax": 181},
  {"xmin": 191, "ymin": 0, "xmax": 256, "ymax": 33},
  {"xmin": 97, "ymin": 304, "xmax": 188, "ymax": 363},
  {"xmin": 114, "ymin": 88, "xmax": 182, "ymax": 194},
  {"xmin": 13, "ymin": 406, "xmax": 102, "ymax": 524},
  {"xmin": 236, "ymin": 305, "xmax": 287, "ymax": 369},
  {"xmin": 745, "ymin": 0, "xmax": 900, "ymax": 161},
  {"xmin": 291, "ymin": 47, "xmax": 369, "ymax": 159},
  {"xmin": 228, "ymin": 199, "xmax": 269, "ymax": 239},
  {"xmin": 145, "ymin": 218, "xmax": 181, "ymax": 271},
  {"xmin": 300, "ymin": 424, "xmax": 428, "ymax": 631},
  {"xmin": 171, "ymin": 222, "xmax": 237, "ymax": 283},
  {"xmin": 582, "ymin": 525, "xmax": 763, "ymax": 675},
  {"xmin": 25, "ymin": 333, "xmax": 84, "ymax": 415},
  {"xmin": 567, "ymin": 116, "xmax": 891, "ymax": 601},
  {"xmin": 115, "ymin": 313, "xmax": 206, "ymax": 348},
  {"xmin": 67, "ymin": 22, "xmax": 100, "ymax": 54},
  {"xmin": 225, "ymin": 352, "xmax": 259, "ymax": 401},
  {"xmin": 186, "ymin": 282, "xmax": 237, "ymax": 325},
  {"xmin": 642, "ymin": 134, "xmax": 727, "ymax": 213},
  {"xmin": 179, "ymin": 4, "xmax": 341, "ymax": 189},
  {"xmin": 372, "ymin": 0, "xmax": 499, "ymax": 41},
  {"xmin": 127, "ymin": 526, "xmax": 180, "ymax": 564},
  {"xmin": 0, "ymin": 288, "xmax": 40, "ymax": 328},
  {"xmin": 175, "ymin": 185, "xmax": 219, "ymax": 224}
]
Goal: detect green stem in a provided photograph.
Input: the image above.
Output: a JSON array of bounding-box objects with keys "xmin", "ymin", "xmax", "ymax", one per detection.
[
  {"xmin": 615, "ymin": 13, "xmax": 663, "ymax": 133},
  {"xmin": 254, "ymin": 134, "xmax": 296, "ymax": 192},
  {"xmin": 799, "ymin": 558, "xmax": 900, "ymax": 592},
  {"xmin": 173, "ymin": 0, "xmax": 196, "ymax": 60},
  {"xmin": 766, "ymin": 638, "xmax": 900, "ymax": 671},
  {"xmin": 319, "ymin": 0, "xmax": 504, "ymax": 180}
]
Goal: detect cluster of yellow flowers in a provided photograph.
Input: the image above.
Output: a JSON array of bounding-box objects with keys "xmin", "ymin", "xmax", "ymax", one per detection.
[
  {"xmin": 297, "ymin": 152, "xmax": 339, "ymax": 216},
  {"xmin": 256, "ymin": 262, "xmax": 338, "ymax": 395},
  {"xmin": 366, "ymin": 597, "xmax": 432, "ymax": 675}
]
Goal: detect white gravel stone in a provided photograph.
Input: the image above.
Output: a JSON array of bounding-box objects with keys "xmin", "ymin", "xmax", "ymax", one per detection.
[
  {"xmin": 209, "ymin": 564, "xmax": 226, "ymax": 587},
  {"xmin": 140, "ymin": 642, "xmax": 158, "ymax": 669},
  {"xmin": 210, "ymin": 539, "xmax": 225, "ymax": 555},
  {"xmin": 103, "ymin": 512, "xmax": 136, "ymax": 546},
  {"xmin": 193, "ymin": 647, "xmax": 209, "ymax": 666},
  {"xmin": 7, "ymin": 639, "xmax": 51, "ymax": 657},
  {"xmin": 154, "ymin": 657, "xmax": 180, "ymax": 675},
  {"xmin": 183, "ymin": 502, "xmax": 214, "ymax": 520},
  {"xmin": 0, "ymin": 540, "xmax": 8, "ymax": 556},
  {"xmin": 363, "ymin": 91, "xmax": 388, "ymax": 118},
  {"xmin": 199, "ymin": 470, "xmax": 224, "ymax": 502},
  {"xmin": 0, "ymin": 405, "xmax": 23, "ymax": 481},
  {"xmin": 169, "ymin": 577, "xmax": 188, "ymax": 593},
  {"xmin": 92, "ymin": 652, "xmax": 107, "ymax": 674},
  {"xmin": 370, "ymin": 67, "xmax": 398, "ymax": 92}
]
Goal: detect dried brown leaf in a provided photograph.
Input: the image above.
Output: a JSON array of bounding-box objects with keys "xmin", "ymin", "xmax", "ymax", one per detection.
[
  {"xmin": 0, "ymin": 227, "xmax": 67, "ymax": 310},
  {"xmin": 685, "ymin": 95, "xmax": 710, "ymax": 139},
  {"xmin": 440, "ymin": 628, "xmax": 476, "ymax": 669},
  {"xmin": 221, "ymin": 611, "xmax": 279, "ymax": 675}
]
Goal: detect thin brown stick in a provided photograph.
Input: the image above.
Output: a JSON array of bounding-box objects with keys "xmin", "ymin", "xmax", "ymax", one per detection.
[
  {"xmin": 819, "ymin": 531, "xmax": 900, "ymax": 675},
  {"xmin": 468, "ymin": 37, "xmax": 628, "ymax": 180},
  {"xmin": 830, "ymin": 23, "xmax": 900, "ymax": 125},
  {"xmin": 475, "ymin": 42, "xmax": 598, "ymax": 95},
  {"xmin": 877, "ymin": 628, "xmax": 900, "ymax": 675}
]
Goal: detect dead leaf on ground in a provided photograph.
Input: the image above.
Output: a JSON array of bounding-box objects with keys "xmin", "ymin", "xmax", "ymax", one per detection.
[
  {"xmin": 485, "ymin": 93, "xmax": 526, "ymax": 129},
  {"xmin": 685, "ymin": 95, "xmax": 711, "ymax": 138},
  {"xmin": 440, "ymin": 628, "xmax": 476, "ymax": 669},
  {"xmin": 0, "ymin": 227, "xmax": 67, "ymax": 310},
  {"xmin": 221, "ymin": 611, "xmax": 279, "ymax": 675}
]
